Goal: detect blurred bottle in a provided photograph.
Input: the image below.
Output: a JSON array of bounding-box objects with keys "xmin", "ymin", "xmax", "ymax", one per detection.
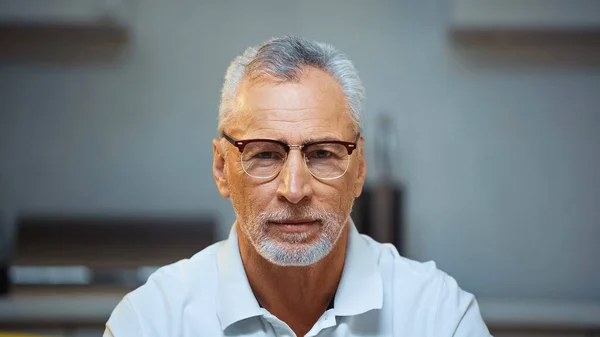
[{"xmin": 352, "ymin": 112, "xmax": 405, "ymax": 255}]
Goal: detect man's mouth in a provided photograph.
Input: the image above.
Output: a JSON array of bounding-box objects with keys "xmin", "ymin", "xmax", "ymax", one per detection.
[{"xmin": 269, "ymin": 219, "xmax": 318, "ymax": 233}]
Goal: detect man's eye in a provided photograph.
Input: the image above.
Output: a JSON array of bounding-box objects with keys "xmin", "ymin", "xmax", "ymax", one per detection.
[
  {"xmin": 257, "ymin": 152, "xmax": 275, "ymax": 159},
  {"xmin": 311, "ymin": 150, "xmax": 332, "ymax": 159},
  {"xmin": 254, "ymin": 152, "xmax": 285, "ymax": 160}
]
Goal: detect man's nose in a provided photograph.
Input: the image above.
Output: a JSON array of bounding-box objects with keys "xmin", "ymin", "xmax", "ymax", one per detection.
[{"xmin": 276, "ymin": 149, "xmax": 313, "ymax": 204}]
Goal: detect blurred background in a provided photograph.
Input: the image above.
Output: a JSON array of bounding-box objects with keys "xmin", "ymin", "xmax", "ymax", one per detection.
[{"xmin": 0, "ymin": 0, "xmax": 599, "ymax": 336}]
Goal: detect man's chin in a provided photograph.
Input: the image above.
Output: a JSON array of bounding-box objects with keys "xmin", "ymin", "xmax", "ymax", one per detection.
[
  {"xmin": 268, "ymin": 241, "xmax": 316, "ymax": 256},
  {"xmin": 256, "ymin": 238, "xmax": 333, "ymax": 267}
]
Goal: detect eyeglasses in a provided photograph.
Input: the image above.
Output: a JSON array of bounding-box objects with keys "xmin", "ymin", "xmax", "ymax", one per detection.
[{"xmin": 222, "ymin": 132, "xmax": 359, "ymax": 180}]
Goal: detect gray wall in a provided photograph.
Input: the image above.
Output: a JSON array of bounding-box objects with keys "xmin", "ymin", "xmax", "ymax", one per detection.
[{"xmin": 1, "ymin": 0, "xmax": 599, "ymax": 301}]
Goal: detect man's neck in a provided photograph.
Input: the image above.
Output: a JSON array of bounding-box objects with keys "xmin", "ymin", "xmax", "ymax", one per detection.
[{"xmin": 238, "ymin": 226, "xmax": 348, "ymax": 336}]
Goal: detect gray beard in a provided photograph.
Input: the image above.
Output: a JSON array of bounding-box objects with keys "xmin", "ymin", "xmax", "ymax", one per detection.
[{"xmin": 240, "ymin": 204, "xmax": 351, "ymax": 266}]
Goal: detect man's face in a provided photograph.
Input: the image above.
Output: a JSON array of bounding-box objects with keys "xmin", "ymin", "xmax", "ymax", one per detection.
[{"xmin": 213, "ymin": 67, "xmax": 366, "ymax": 266}]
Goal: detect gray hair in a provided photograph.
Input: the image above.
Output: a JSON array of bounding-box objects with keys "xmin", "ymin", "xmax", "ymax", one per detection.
[{"xmin": 218, "ymin": 36, "xmax": 365, "ymax": 134}]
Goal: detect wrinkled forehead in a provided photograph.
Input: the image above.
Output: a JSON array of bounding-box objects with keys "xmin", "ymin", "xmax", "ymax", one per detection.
[{"xmin": 229, "ymin": 68, "xmax": 356, "ymax": 142}]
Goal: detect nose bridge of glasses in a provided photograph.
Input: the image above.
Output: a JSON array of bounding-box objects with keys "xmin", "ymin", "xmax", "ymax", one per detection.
[
  {"xmin": 287, "ymin": 144, "xmax": 303, "ymax": 151},
  {"xmin": 282, "ymin": 144, "xmax": 305, "ymax": 160},
  {"xmin": 283, "ymin": 144, "xmax": 307, "ymax": 165},
  {"xmin": 277, "ymin": 145, "xmax": 308, "ymax": 181}
]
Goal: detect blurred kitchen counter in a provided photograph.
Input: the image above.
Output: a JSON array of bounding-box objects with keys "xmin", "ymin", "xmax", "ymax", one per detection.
[{"xmin": 0, "ymin": 288, "xmax": 127, "ymax": 329}]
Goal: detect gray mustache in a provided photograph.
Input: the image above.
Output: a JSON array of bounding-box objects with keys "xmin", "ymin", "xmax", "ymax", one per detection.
[{"xmin": 257, "ymin": 206, "xmax": 337, "ymax": 223}]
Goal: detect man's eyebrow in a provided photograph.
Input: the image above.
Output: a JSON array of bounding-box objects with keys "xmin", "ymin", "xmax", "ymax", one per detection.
[
  {"xmin": 250, "ymin": 136, "xmax": 344, "ymax": 144},
  {"xmin": 303, "ymin": 136, "xmax": 343, "ymax": 144}
]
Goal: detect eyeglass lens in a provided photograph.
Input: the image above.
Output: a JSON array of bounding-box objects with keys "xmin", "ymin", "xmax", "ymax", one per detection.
[{"xmin": 240, "ymin": 141, "xmax": 350, "ymax": 179}]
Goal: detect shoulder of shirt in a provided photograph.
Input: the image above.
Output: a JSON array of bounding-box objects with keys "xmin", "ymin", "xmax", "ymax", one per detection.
[
  {"xmin": 358, "ymin": 234, "xmax": 479, "ymax": 325},
  {"xmin": 358, "ymin": 233, "xmax": 449, "ymax": 283},
  {"xmin": 106, "ymin": 241, "xmax": 226, "ymax": 333},
  {"xmin": 123, "ymin": 239, "xmax": 225, "ymax": 305},
  {"xmin": 358, "ymin": 235, "xmax": 487, "ymax": 334}
]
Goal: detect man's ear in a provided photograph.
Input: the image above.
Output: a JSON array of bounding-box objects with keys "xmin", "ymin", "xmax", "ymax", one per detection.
[
  {"xmin": 354, "ymin": 137, "xmax": 367, "ymax": 198},
  {"xmin": 213, "ymin": 138, "xmax": 230, "ymax": 199}
]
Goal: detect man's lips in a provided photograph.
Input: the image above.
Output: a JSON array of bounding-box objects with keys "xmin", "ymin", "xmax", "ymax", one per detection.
[
  {"xmin": 269, "ymin": 219, "xmax": 318, "ymax": 233},
  {"xmin": 271, "ymin": 219, "xmax": 316, "ymax": 225}
]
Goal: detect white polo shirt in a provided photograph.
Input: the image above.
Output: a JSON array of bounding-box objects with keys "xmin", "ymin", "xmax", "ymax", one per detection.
[{"xmin": 104, "ymin": 222, "xmax": 491, "ymax": 337}]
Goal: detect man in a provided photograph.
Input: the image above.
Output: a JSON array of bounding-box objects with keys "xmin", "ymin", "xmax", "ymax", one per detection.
[{"xmin": 104, "ymin": 36, "xmax": 491, "ymax": 337}]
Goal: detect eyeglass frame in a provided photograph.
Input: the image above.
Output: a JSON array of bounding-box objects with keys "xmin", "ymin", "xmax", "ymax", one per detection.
[{"xmin": 221, "ymin": 132, "xmax": 360, "ymax": 180}]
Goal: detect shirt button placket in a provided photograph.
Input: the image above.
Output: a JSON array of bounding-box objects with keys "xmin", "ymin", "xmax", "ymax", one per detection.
[{"xmin": 264, "ymin": 314, "xmax": 295, "ymax": 337}]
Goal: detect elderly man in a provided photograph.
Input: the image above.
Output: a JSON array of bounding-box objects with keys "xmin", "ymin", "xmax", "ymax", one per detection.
[{"xmin": 104, "ymin": 36, "xmax": 491, "ymax": 337}]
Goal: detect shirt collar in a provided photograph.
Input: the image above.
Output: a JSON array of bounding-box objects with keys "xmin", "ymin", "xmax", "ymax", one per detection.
[
  {"xmin": 333, "ymin": 220, "xmax": 384, "ymax": 316},
  {"xmin": 215, "ymin": 219, "xmax": 383, "ymax": 330},
  {"xmin": 216, "ymin": 223, "xmax": 262, "ymax": 330}
]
